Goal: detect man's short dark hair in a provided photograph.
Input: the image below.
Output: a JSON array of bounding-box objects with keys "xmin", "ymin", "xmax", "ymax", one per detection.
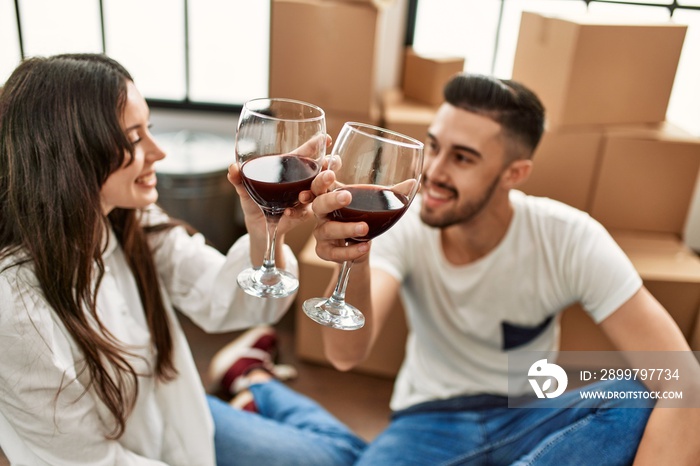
[{"xmin": 443, "ymin": 73, "xmax": 546, "ymax": 161}]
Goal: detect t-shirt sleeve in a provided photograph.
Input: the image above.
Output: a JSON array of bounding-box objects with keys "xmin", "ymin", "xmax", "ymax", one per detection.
[{"xmin": 565, "ymin": 217, "xmax": 642, "ymax": 323}]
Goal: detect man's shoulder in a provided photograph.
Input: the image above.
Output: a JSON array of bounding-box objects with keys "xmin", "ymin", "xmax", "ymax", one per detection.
[{"xmin": 511, "ymin": 190, "xmax": 592, "ymax": 225}]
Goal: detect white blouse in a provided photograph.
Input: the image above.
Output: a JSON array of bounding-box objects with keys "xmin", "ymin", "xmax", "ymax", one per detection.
[{"xmin": 0, "ymin": 207, "xmax": 297, "ymax": 465}]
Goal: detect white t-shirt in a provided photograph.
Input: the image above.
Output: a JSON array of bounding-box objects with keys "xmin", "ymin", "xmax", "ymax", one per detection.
[
  {"xmin": 371, "ymin": 191, "xmax": 642, "ymax": 411},
  {"xmin": 0, "ymin": 206, "xmax": 297, "ymax": 466}
]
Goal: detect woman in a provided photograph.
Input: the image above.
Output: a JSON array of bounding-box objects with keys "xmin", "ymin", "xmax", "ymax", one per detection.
[{"xmin": 0, "ymin": 54, "xmax": 364, "ymax": 465}]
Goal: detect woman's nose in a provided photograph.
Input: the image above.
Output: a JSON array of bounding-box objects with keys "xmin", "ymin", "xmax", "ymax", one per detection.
[{"xmin": 146, "ymin": 136, "xmax": 167, "ymax": 162}]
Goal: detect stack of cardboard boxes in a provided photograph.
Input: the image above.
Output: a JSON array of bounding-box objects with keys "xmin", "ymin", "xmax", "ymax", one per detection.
[
  {"xmin": 512, "ymin": 11, "xmax": 700, "ymax": 351},
  {"xmin": 381, "ymin": 48, "xmax": 464, "ymax": 141},
  {"xmin": 291, "ymin": 10, "xmax": 700, "ymax": 376}
]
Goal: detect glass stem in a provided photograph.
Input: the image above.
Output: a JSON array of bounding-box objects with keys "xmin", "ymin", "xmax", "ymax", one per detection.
[
  {"xmin": 261, "ymin": 214, "xmax": 281, "ymax": 274},
  {"xmin": 326, "ymin": 259, "xmax": 355, "ymax": 313}
]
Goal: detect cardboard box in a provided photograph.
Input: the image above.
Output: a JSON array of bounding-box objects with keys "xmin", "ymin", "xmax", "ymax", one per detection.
[
  {"xmin": 325, "ymin": 105, "xmax": 382, "ymax": 143},
  {"xmin": 589, "ymin": 125, "xmax": 700, "ymax": 235},
  {"xmin": 518, "ymin": 127, "xmax": 603, "ymax": 211},
  {"xmin": 692, "ymin": 308, "xmax": 700, "ymax": 351},
  {"xmin": 381, "ymin": 88, "xmax": 435, "ymax": 142},
  {"xmin": 512, "ymin": 11, "xmax": 687, "ymax": 127},
  {"xmin": 560, "ymin": 230, "xmax": 700, "ymax": 352},
  {"xmin": 270, "ymin": 0, "xmax": 404, "ymax": 115},
  {"xmin": 294, "ymin": 237, "xmax": 407, "ymax": 377},
  {"xmin": 285, "ymin": 217, "xmax": 316, "ymax": 257},
  {"xmin": 402, "ymin": 47, "xmax": 465, "ymax": 107}
]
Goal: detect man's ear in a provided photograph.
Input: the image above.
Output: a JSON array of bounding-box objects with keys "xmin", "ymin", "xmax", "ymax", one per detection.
[{"xmin": 500, "ymin": 159, "xmax": 533, "ymax": 189}]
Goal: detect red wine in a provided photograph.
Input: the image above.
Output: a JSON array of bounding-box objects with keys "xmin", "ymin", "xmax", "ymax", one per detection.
[
  {"xmin": 241, "ymin": 155, "xmax": 319, "ymax": 214},
  {"xmin": 332, "ymin": 185, "xmax": 410, "ymax": 242}
]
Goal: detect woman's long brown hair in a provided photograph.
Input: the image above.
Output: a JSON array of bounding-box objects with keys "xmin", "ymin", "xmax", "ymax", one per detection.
[{"xmin": 0, "ymin": 54, "xmax": 176, "ymax": 438}]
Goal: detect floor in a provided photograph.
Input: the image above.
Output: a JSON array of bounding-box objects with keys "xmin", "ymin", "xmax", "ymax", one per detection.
[{"xmin": 0, "ymin": 306, "xmax": 394, "ymax": 465}]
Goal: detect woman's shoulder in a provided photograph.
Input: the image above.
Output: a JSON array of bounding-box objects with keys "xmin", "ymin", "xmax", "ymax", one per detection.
[
  {"xmin": 0, "ymin": 250, "xmax": 36, "ymax": 285},
  {"xmin": 0, "ymin": 253, "xmax": 44, "ymax": 320}
]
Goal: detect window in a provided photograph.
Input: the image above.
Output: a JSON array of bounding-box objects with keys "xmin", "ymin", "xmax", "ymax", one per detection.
[
  {"xmin": 2, "ymin": 0, "xmax": 270, "ymax": 109},
  {"xmin": 0, "ymin": 0, "xmax": 21, "ymax": 83},
  {"xmin": 412, "ymin": 0, "xmax": 500, "ymax": 74},
  {"xmin": 188, "ymin": 0, "xmax": 270, "ymax": 104},
  {"xmin": 669, "ymin": 8, "xmax": 700, "ymax": 135},
  {"xmin": 104, "ymin": 0, "xmax": 186, "ymax": 101},
  {"xmin": 19, "ymin": 0, "xmax": 102, "ymax": 57}
]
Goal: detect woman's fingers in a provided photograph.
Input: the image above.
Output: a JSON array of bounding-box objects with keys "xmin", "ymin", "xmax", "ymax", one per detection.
[
  {"xmin": 227, "ymin": 163, "xmax": 248, "ymax": 196},
  {"xmin": 310, "ymin": 169, "xmax": 335, "ymax": 197},
  {"xmin": 294, "ymin": 133, "xmax": 329, "ymax": 158}
]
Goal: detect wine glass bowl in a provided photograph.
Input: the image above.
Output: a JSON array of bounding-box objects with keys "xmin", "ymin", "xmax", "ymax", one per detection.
[
  {"xmin": 303, "ymin": 122, "xmax": 423, "ymax": 330},
  {"xmin": 236, "ymin": 98, "xmax": 326, "ymax": 298}
]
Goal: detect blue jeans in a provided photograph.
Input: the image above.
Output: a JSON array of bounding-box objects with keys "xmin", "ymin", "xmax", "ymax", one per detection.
[
  {"xmin": 357, "ymin": 379, "xmax": 654, "ymax": 466},
  {"xmin": 207, "ymin": 380, "xmax": 366, "ymax": 466}
]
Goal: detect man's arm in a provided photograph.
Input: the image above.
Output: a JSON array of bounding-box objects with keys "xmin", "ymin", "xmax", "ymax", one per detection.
[
  {"xmin": 320, "ymin": 261, "xmax": 401, "ymax": 370},
  {"xmin": 599, "ymin": 286, "xmax": 700, "ymax": 465},
  {"xmin": 310, "ymin": 170, "xmax": 403, "ymax": 371}
]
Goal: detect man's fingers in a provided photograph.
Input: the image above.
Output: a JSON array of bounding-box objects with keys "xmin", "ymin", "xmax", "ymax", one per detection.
[
  {"xmin": 315, "ymin": 217, "xmax": 367, "ymax": 242},
  {"xmin": 312, "ymin": 188, "xmax": 352, "ymax": 218},
  {"xmin": 314, "ymin": 238, "xmax": 370, "ymax": 263}
]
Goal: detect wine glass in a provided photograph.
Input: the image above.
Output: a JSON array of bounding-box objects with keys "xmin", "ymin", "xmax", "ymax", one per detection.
[
  {"xmin": 303, "ymin": 122, "xmax": 423, "ymax": 330},
  {"xmin": 235, "ymin": 97, "xmax": 326, "ymax": 298}
]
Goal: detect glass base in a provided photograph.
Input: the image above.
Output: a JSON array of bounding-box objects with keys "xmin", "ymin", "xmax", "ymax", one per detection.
[
  {"xmin": 302, "ymin": 297, "xmax": 365, "ymax": 330},
  {"xmin": 237, "ymin": 266, "xmax": 299, "ymax": 299}
]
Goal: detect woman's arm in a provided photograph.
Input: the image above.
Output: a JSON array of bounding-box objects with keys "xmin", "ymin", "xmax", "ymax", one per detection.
[{"xmin": 148, "ymin": 224, "xmax": 297, "ymax": 333}]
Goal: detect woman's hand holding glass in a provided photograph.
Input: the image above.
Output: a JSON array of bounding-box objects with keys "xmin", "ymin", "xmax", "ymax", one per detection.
[
  {"xmin": 227, "ymin": 163, "xmax": 313, "ymax": 256},
  {"xmin": 234, "ymin": 98, "xmax": 326, "ymax": 299}
]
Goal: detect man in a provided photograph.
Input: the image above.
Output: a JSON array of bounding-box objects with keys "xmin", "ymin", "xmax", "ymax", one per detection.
[{"xmin": 309, "ymin": 73, "xmax": 700, "ymax": 465}]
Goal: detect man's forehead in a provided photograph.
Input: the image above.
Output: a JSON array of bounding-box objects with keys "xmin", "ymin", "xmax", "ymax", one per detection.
[{"xmin": 429, "ymin": 103, "xmax": 503, "ymax": 146}]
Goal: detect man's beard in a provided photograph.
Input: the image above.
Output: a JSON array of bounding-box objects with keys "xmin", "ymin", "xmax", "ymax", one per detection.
[{"xmin": 420, "ymin": 174, "xmax": 501, "ymax": 228}]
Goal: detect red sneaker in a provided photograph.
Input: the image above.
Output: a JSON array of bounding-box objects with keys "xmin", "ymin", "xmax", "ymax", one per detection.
[
  {"xmin": 207, "ymin": 326, "xmax": 297, "ymax": 396},
  {"xmin": 229, "ymin": 390, "xmax": 258, "ymax": 413}
]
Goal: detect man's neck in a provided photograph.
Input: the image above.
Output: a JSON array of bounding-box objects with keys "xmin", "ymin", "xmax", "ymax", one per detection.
[{"xmin": 440, "ymin": 201, "xmax": 514, "ymax": 266}]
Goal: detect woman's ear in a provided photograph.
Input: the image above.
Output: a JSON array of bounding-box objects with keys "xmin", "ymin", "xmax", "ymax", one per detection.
[{"xmin": 501, "ymin": 159, "xmax": 533, "ymax": 189}]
